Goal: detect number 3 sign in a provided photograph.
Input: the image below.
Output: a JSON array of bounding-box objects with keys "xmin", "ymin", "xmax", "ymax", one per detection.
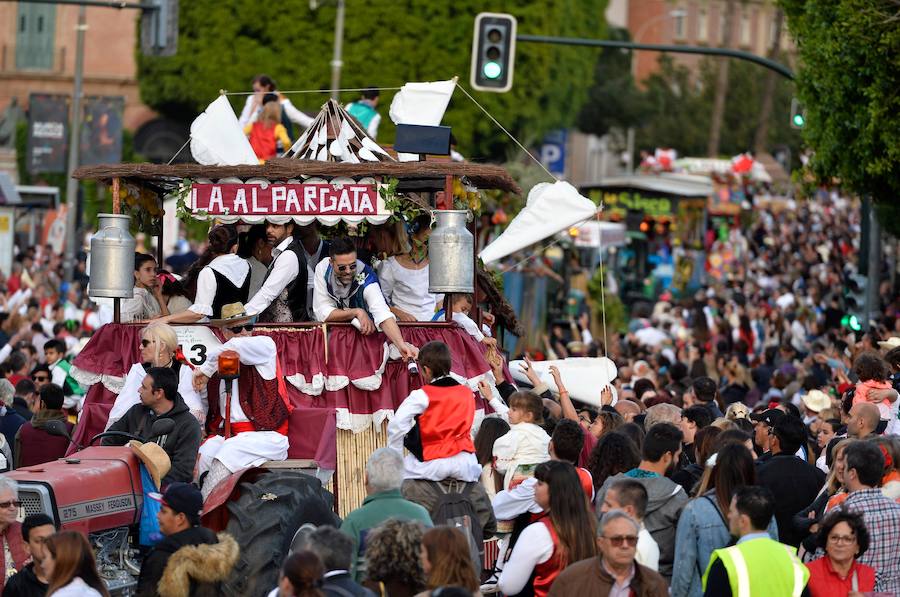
[{"xmin": 173, "ymin": 326, "xmax": 222, "ymax": 367}]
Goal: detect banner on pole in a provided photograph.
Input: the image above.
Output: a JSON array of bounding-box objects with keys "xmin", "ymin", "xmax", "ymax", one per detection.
[
  {"xmin": 27, "ymin": 93, "xmax": 69, "ymax": 174},
  {"xmin": 80, "ymin": 96, "xmax": 124, "ymax": 166}
]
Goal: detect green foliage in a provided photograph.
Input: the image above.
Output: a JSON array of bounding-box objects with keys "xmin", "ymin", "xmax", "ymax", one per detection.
[
  {"xmin": 578, "ymin": 27, "xmax": 646, "ymax": 133},
  {"xmin": 587, "ymin": 265, "xmax": 627, "ymax": 334},
  {"xmin": 780, "ymin": 0, "xmax": 900, "ymax": 201},
  {"xmin": 137, "ymin": 0, "xmax": 608, "ymax": 161},
  {"xmin": 579, "ymin": 50, "xmax": 803, "ymax": 161}
]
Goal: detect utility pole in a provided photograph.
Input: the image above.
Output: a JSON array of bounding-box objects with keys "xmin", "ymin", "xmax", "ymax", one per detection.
[
  {"xmin": 63, "ymin": 5, "xmax": 87, "ymax": 283},
  {"xmin": 329, "ymin": 0, "xmax": 345, "ymax": 101}
]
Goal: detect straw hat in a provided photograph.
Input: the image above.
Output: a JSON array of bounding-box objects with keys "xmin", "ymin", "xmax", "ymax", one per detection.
[
  {"xmin": 129, "ymin": 440, "xmax": 171, "ymax": 490},
  {"xmin": 878, "ymin": 337, "xmax": 900, "ymax": 351},
  {"xmin": 208, "ymin": 302, "xmax": 253, "ymax": 327},
  {"xmin": 801, "ymin": 389, "xmax": 831, "ymax": 413}
]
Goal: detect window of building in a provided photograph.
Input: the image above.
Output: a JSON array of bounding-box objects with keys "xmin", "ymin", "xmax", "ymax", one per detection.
[
  {"xmin": 769, "ymin": 13, "xmax": 781, "ymax": 49},
  {"xmin": 674, "ymin": 9, "xmax": 687, "ymax": 40},
  {"xmin": 15, "ymin": 3, "xmax": 56, "ymax": 70},
  {"xmin": 719, "ymin": 10, "xmax": 728, "ymax": 44},
  {"xmin": 740, "ymin": 11, "xmax": 751, "ymax": 46},
  {"xmin": 698, "ymin": 8, "xmax": 708, "ymax": 42}
]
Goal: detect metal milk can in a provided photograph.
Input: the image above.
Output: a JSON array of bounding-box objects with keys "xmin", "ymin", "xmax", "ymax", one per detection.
[
  {"xmin": 88, "ymin": 214, "xmax": 136, "ymax": 298},
  {"xmin": 429, "ymin": 210, "xmax": 474, "ymax": 293}
]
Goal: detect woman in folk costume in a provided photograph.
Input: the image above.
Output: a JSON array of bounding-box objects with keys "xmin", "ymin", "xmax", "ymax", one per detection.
[
  {"xmin": 244, "ymin": 96, "xmax": 292, "ymax": 163},
  {"xmin": 158, "ymin": 225, "xmax": 251, "ymax": 325},
  {"xmin": 192, "ymin": 303, "xmax": 292, "ymax": 499},
  {"xmin": 106, "ymin": 322, "xmax": 207, "ymax": 428}
]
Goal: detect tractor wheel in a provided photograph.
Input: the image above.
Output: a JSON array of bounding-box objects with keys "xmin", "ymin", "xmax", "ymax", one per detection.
[{"xmin": 222, "ymin": 470, "xmax": 339, "ymax": 597}]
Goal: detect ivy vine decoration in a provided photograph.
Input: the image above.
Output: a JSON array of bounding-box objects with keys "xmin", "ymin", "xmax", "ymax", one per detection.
[{"xmin": 171, "ymin": 179, "xmax": 195, "ymax": 223}]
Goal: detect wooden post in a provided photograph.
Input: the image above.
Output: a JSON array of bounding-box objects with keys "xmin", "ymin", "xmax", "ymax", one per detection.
[{"xmin": 112, "ymin": 177, "xmax": 120, "ymax": 214}]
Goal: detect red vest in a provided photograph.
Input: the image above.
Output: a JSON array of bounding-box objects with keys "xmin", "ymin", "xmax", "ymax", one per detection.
[
  {"xmin": 533, "ymin": 517, "xmax": 564, "ymax": 597},
  {"xmin": 209, "ymin": 362, "xmax": 291, "ymax": 435},
  {"xmin": 419, "ymin": 384, "xmax": 475, "ymax": 461},
  {"xmin": 248, "ymin": 122, "xmax": 278, "ymax": 161},
  {"xmin": 0, "ymin": 522, "xmax": 29, "ymax": 593}
]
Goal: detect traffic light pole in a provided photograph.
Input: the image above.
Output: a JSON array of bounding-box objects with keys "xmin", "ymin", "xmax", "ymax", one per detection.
[
  {"xmin": 865, "ymin": 196, "xmax": 881, "ymax": 330},
  {"xmin": 515, "ymin": 34, "xmax": 795, "ymax": 80}
]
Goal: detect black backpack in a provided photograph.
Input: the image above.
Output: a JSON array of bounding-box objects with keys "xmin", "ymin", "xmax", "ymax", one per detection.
[{"xmin": 429, "ymin": 480, "xmax": 483, "ymax": 570}]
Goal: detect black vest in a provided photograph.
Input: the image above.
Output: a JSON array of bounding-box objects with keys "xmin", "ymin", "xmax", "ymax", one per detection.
[
  {"xmin": 262, "ymin": 238, "xmax": 308, "ymax": 321},
  {"xmin": 210, "ymin": 266, "xmax": 252, "ymax": 320}
]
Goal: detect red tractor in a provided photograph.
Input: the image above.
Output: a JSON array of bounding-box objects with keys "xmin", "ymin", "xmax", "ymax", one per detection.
[{"xmin": 8, "ymin": 419, "xmax": 339, "ymax": 596}]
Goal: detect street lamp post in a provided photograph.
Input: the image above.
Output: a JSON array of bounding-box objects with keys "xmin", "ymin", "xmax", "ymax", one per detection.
[{"xmin": 63, "ymin": 5, "xmax": 87, "ymax": 283}]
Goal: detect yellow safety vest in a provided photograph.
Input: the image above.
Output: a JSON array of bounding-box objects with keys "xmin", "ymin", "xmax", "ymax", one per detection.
[{"xmin": 702, "ymin": 537, "xmax": 809, "ymax": 597}]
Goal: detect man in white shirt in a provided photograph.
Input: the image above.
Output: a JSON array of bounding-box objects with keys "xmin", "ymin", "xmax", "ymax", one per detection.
[
  {"xmin": 312, "ymin": 237, "xmax": 416, "ymax": 360},
  {"xmin": 245, "ymin": 220, "xmax": 308, "ymax": 323},
  {"xmin": 192, "ymin": 304, "xmax": 291, "ymax": 498},
  {"xmin": 599, "ymin": 479, "xmax": 660, "ymax": 571}
]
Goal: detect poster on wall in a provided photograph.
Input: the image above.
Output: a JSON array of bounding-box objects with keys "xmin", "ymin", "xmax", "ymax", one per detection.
[
  {"xmin": 26, "ymin": 93, "xmax": 69, "ymax": 174},
  {"xmin": 80, "ymin": 96, "xmax": 124, "ymax": 166}
]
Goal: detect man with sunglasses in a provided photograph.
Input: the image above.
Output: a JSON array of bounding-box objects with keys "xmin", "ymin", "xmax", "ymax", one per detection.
[
  {"xmin": 548, "ymin": 509, "xmax": 668, "ymax": 596},
  {"xmin": 192, "ymin": 303, "xmax": 291, "ymax": 499},
  {"xmin": 244, "ymin": 220, "xmax": 309, "ymax": 323},
  {"xmin": 312, "ymin": 237, "xmax": 417, "ymax": 361}
]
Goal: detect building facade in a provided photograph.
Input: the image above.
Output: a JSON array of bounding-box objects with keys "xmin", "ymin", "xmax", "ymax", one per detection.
[{"xmin": 610, "ymin": 0, "xmax": 793, "ymax": 84}]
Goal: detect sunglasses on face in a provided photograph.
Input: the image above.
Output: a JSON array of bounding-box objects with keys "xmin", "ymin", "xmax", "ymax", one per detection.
[
  {"xmin": 335, "ymin": 262, "xmax": 357, "ymax": 273},
  {"xmin": 0, "ymin": 500, "xmax": 21, "ymax": 509},
  {"xmin": 228, "ymin": 324, "xmax": 254, "ymax": 334},
  {"xmin": 32, "ymin": 375, "xmax": 48, "ymax": 382},
  {"xmin": 140, "ymin": 339, "xmax": 155, "ymax": 348},
  {"xmin": 603, "ymin": 534, "xmax": 638, "ymax": 547}
]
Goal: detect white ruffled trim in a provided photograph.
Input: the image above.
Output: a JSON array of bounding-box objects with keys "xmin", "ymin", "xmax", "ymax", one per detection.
[
  {"xmin": 69, "ymin": 365, "xmax": 125, "ymax": 394},
  {"xmin": 286, "ymin": 372, "xmax": 325, "ymax": 396},
  {"xmin": 325, "ymin": 375, "xmax": 350, "ymax": 391}
]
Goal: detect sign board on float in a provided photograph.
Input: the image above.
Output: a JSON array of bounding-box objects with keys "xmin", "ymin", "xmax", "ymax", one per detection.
[
  {"xmin": 174, "ymin": 326, "xmax": 222, "ymax": 367},
  {"xmin": 191, "ymin": 183, "xmax": 383, "ymax": 217}
]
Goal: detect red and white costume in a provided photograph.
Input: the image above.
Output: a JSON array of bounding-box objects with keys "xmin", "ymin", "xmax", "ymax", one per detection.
[
  {"xmin": 196, "ymin": 335, "xmax": 290, "ymax": 476},
  {"xmin": 387, "ymin": 377, "xmax": 482, "ymax": 482}
]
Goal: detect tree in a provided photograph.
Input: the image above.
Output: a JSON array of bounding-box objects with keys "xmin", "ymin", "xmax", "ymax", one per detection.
[
  {"xmin": 780, "ymin": 0, "xmax": 900, "ymax": 202},
  {"xmin": 629, "ymin": 55, "xmax": 802, "ymax": 160},
  {"xmin": 577, "ymin": 27, "xmax": 646, "ymax": 134},
  {"xmin": 137, "ymin": 0, "xmax": 608, "ymax": 161},
  {"xmin": 707, "ymin": 0, "xmax": 738, "ymax": 156}
]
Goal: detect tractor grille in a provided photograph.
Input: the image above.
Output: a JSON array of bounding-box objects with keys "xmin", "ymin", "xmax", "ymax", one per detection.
[{"xmin": 16, "ymin": 486, "xmax": 55, "ymax": 522}]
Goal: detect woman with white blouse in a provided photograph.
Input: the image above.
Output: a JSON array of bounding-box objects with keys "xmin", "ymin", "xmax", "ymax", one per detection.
[
  {"xmin": 157, "ymin": 225, "xmax": 250, "ymax": 324},
  {"xmin": 378, "ymin": 215, "xmax": 441, "ymax": 322}
]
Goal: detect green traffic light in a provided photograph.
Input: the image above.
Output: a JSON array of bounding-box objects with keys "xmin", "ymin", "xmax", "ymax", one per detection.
[
  {"xmin": 483, "ymin": 61, "xmax": 502, "ymax": 79},
  {"xmin": 841, "ymin": 314, "xmax": 861, "ymax": 331},
  {"xmin": 792, "ymin": 113, "xmax": 805, "ymax": 127}
]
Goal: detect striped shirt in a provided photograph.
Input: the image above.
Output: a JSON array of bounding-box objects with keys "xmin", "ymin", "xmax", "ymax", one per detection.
[{"xmin": 843, "ymin": 488, "xmax": 900, "ymax": 594}]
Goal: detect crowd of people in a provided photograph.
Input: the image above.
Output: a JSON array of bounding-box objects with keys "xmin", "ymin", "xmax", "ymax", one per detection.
[{"xmin": 0, "ymin": 182, "xmax": 896, "ymax": 597}]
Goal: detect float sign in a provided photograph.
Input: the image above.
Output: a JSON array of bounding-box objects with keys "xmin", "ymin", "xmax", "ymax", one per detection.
[{"xmin": 191, "ymin": 183, "xmax": 382, "ymax": 216}]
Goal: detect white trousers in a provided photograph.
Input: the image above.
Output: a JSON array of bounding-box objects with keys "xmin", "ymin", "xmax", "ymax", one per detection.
[{"xmin": 197, "ymin": 431, "xmax": 289, "ymax": 474}]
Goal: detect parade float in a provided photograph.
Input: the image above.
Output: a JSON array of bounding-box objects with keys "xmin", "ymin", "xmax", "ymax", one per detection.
[{"xmin": 10, "ymin": 91, "xmax": 526, "ymax": 595}]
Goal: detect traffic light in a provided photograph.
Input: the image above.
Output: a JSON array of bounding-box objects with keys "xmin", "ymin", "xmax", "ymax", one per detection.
[
  {"xmin": 790, "ymin": 97, "xmax": 806, "ymax": 129},
  {"xmin": 843, "ymin": 274, "xmax": 867, "ymax": 331},
  {"xmin": 470, "ymin": 13, "xmax": 517, "ymax": 92}
]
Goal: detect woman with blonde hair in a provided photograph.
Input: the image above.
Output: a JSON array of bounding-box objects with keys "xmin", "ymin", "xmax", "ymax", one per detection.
[
  {"xmin": 45, "ymin": 531, "xmax": 109, "ymax": 597},
  {"xmin": 245, "ymin": 96, "xmax": 292, "ymax": 163},
  {"xmin": 416, "ymin": 527, "xmax": 481, "ymax": 596},
  {"xmin": 105, "ymin": 322, "xmax": 206, "ymax": 427}
]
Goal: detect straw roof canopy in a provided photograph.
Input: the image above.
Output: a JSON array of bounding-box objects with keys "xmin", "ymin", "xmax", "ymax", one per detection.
[{"xmin": 73, "ymin": 159, "xmax": 520, "ymax": 194}]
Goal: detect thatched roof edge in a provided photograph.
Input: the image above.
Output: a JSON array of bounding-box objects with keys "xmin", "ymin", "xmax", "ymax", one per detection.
[{"xmin": 73, "ymin": 159, "xmax": 521, "ymax": 194}]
